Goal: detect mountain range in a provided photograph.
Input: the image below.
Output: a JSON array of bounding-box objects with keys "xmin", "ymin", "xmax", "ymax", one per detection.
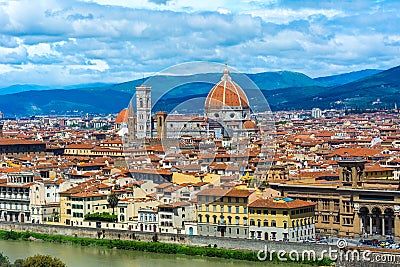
[{"xmin": 1, "ymin": 65, "xmax": 399, "ymax": 117}]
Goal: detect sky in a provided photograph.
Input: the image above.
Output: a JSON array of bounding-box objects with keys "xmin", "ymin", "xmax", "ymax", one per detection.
[{"xmin": 0, "ymin": 0, "xmax": 399, "ymax": 87}]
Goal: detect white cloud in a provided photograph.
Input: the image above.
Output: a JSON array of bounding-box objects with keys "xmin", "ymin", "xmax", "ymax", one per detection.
[{"xmin": 0, "ymin": 0, "xmax": 399, "ymax": 86}]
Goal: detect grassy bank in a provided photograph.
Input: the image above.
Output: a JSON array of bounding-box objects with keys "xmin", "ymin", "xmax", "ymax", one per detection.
[{"xmin": 0, "ymin": 230, "xmax": 332, "ymax": 266}]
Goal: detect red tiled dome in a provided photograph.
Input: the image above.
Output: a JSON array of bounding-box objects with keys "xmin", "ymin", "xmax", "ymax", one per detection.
[
  {"xmin": 115, "ymin": 109, "xmax": 128, "ymax": 123},
  {"xmin": 205, "ymin": 67, "xmax": 249, "ymax": 110}
]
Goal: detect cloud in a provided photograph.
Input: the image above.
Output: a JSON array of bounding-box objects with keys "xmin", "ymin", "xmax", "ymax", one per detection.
[
  {"xmin": 148, "ymin": 0, "xmax": 171, "ymax": 5},
  {"xmin": 0, "ymin": 0, "xmax": 399, "ymax": 87}
]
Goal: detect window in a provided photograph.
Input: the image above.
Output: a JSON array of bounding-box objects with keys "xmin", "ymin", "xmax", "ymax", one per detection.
[
  {"xmin": 227, "ymin": 206, "xmax": 231, "ymax": 213},
  {"xmin": 250, "ymin": 219, "xmax": 255, "ymax": 226},
  {"xmin": 243, "ymin": 207, "xmax": 247, "ymax": 214},
  {"xmin": 235, "ymin": 206, "xmax": 239, "ymax": 213},
  {"xmin": 213, "ymin": 205, "xmax": 217, "ymax": 212},
  {"xmin": 271, "ymin": 220, "xmax": 276, "ymax": 227},
  {"xmin": 264, "ymin": 220, "xmax": 268, "ymax": 227},
  {"xmin": 235, "ymin": 216, "xmax": 240, "ymax": 225}
]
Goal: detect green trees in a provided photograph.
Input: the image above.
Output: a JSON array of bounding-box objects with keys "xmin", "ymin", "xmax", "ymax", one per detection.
[
  {"xmin": 84, "ymin": 212, "xmax": 117, "ymax": 222},
  {"xmin": 22, "ymin": 255, "xmax": 66, "ymax": 267},
  {"xmin": 0, "ymin": 253, "xmax": 65, "ymax": 267},
  {"xmin": 107, "ymin": 192, "xmax": 119, "ymax": 215},
  {"xmin": 0, "ymin": 252, "xmax": 10, "ymax": 267}
]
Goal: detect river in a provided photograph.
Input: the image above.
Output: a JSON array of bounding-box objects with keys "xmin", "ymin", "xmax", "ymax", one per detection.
[{"xmin": 0, "ymin": 239, "xmax": 295, "ymax": 267}]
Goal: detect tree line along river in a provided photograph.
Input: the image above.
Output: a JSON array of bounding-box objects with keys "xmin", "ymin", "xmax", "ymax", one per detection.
[{"xmin": 0, "ymin": 239, "xmax": 301, "ymax": 267}]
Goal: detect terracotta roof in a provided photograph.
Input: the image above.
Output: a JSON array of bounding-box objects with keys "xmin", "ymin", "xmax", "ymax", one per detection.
[
  {"xmin": 225, "ymin": 188, "xmax": 255, "ymax": 198},
  {"xmin": 249, "ymin": 198, "xmax": 315, "ymax": 209},
  {"xmin": 197, "ymin": 187, "xmax": 230, "ymax": 197},
  {"xmin": 204, "ymin": 68, "xmax": 249, "ymax": 108},
  {"xmin": 115, "ymin": 109, "xmax": 128, "ymax": 124}
]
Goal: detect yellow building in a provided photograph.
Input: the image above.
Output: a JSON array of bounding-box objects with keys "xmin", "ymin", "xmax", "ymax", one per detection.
[
  {"xmin": 248, "ymin": 197, "xmax": 315, "ymax": 242},
  {"xmin": 60, "ymin": 189, "xmax": 109, "ymax": 227},
  {"xmin": 197, "ymin": 188, "xmax": 258, "ymax": 238},
  {"xmin": 172, "ymin": 172, "xmax": 220, "ymax": 185},
  {"xmin": 64, "ymin": 144, "xmax": 94, "ymax": 156}
]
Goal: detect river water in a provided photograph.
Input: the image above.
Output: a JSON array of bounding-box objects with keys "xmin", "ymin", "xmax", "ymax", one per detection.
[{"xmin": 0, "ymin": 239, "xmax": 290, "ymax": 267}]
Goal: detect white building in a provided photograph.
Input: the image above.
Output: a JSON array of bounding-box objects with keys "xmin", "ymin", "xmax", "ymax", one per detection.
[{"xmin": 311, "ymin": 108, "xmax": 322, "ymax": 118}]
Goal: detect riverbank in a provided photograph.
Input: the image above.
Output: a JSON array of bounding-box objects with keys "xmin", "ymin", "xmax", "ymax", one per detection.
[{"xmin": 0, "ymin": 230, "xmax": 332, "ymax": 266}]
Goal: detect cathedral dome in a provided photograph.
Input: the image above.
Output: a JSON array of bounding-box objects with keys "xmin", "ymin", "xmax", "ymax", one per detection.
[
  {"xmin": 204, "ymin": 66, "xmax": 249, "ymax": 111},
  {"xmin": 115, "ymin": 109, "xmax": 128, "ymax": 124}
]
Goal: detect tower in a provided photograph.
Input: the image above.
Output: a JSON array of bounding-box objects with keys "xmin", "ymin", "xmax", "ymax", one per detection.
[
  {"xmin": 0, "ymin": 123, "xmax": 3, "ymax": 138},
  {"xmin": 136, "ymin": 84, "xmax": 152, "ymax": 139},
  {"xmin": 156, "ymin": 111, "xmax": 167, "ymax": 140},
  {"xmin": 338, "ymin": 159, "xmax": 365, "ymax": 188},
  {"xmin": 127, "ymin": 99, "xmax": 136, "ymax": 143}
]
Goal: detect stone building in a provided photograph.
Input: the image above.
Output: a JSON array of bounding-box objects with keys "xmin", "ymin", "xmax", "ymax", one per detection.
[{"xmin": 270, "ymin": 158, "xmax": 400, "ymax": 239}]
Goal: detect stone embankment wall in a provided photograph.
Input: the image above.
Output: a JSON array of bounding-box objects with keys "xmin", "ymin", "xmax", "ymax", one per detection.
[
  {"xmin": 0, "ymin": 222, "xmax": 331, "ymax": 253},
  {"xmin": 2, "ymin": 222, "xmax": 400, "ymax": 266}
]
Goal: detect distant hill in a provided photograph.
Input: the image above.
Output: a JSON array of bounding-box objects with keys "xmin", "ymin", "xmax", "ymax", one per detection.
[
  {"xmin": 0, "ymin": 83, "xmax": 113, "ymax": 96},
  {"xmin": 0, "ymin": 66, "xmax": 399, "ymax": 116},
  {"xmin": 0, "ymin": 89, "xmax": 131, "ymax": 116},
  {"xmin": 0, "ymin": 84, "xmax": 52, "ymax": 95},
  {"xmin": 265, "ymin": 65, "xmax": 400, "ymax": 110},
  {"xmin": 315, "ymin": 69, "xmax": 382, "ymax": 87}
]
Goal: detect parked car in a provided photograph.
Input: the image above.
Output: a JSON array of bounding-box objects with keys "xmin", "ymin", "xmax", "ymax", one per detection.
[
  {"xmin": 378, "ymin": 241, "xmax": 388, "ymax": 247},
  {"xmin": 371, "ymin": 239, "xmax": 379, "ymax": 246},
  {"xmin": 386, "ymin": 239, "xmax": 395, "ymax": 245},
  {"xmin": 359, "ymin": 239, "xmax": 368, "ymax": 245},
  {"xmin": 388, "ymin": 243, "xmax": 400, "ymax": 249}
]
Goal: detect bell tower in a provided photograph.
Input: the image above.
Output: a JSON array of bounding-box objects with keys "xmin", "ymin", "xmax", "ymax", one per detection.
[
  {"xmin": 156, "ymin": 111, "xmax": 167, "ymax": 140},
  {"xmin": 338, "ymin": 159, "xmax": 365, "ymax": 188},
  {"xmin": 136, "ymin": 84, "xmax": 152, "ymax": 139}
]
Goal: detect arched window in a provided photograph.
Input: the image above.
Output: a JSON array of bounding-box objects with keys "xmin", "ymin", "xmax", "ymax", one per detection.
[
  {"xmin": 139, "ymin": 98, "xmax": 143, "ymax": 108},
  {"xmin": 264, "ymin": 220, "xmax": 268, "ymax": 227}
]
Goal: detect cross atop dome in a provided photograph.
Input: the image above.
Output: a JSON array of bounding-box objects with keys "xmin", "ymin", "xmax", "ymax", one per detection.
[{"xmin": 221, "ymin": 63, "xmax": 232, "ymax": 82}]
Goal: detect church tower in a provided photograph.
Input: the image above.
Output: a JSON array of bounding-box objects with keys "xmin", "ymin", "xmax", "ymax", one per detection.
[
  {"xmin": 127, "ymin": 99, "xmax": 136, "ymax": 144},
  {"xmin": 136, "ymin": 84, "xmax": 152, "ymax": 139}
]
